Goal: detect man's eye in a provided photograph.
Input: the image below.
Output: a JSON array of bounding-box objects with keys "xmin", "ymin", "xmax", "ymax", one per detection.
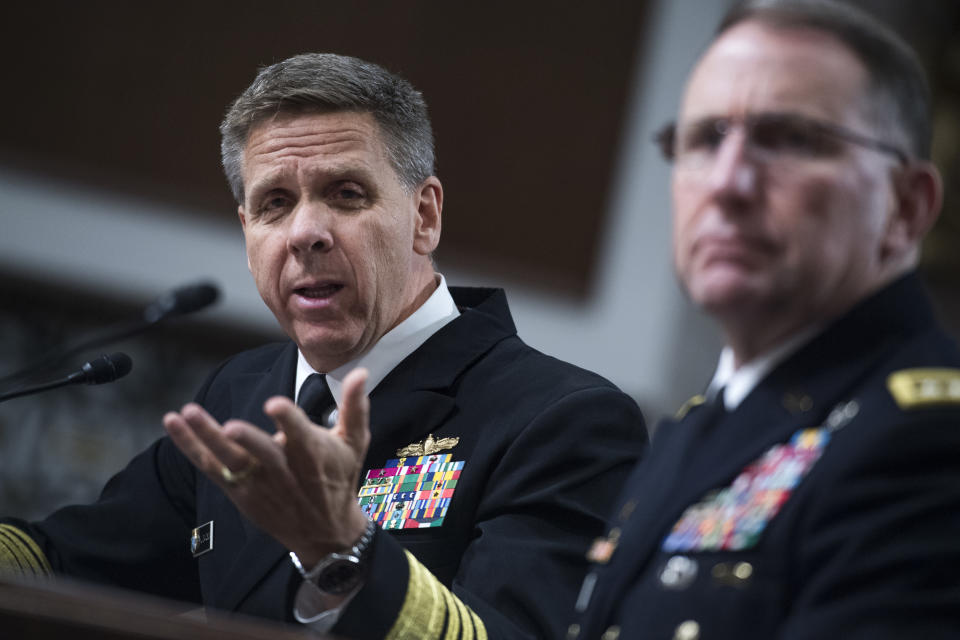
[
  {"xmin": 752, "ymin": 118, "xmax": 825, "ymax": 155},
  {"xmin": 255, "ymin": 195, "xmax": 292, "ymax": 220},
  {"xmin": 681, "ymin": 121, "xmax": 726, "ymax": 152},
  {"xmin": 330, "ymin": 182, "xmax": 368, "ymax": 206}
]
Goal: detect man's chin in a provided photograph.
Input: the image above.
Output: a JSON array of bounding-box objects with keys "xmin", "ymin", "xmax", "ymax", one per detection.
[
  {"xmin": 293, "ymin": 327, "xmax": 365, "ymax": 372},
  {"xmin": 688, "ymin": 276, "xmax": 769, "ymax": 317}
]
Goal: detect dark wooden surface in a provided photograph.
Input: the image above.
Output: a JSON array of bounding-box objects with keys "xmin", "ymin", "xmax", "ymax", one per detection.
[{"xmin": 0, "ymin": 577, "xmax": 327, "ymax": 640}]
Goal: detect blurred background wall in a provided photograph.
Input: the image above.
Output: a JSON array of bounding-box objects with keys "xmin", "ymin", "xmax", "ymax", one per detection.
[{"xmin": 0, "ymin": 0, "xmax": 957, "ymax": 519}]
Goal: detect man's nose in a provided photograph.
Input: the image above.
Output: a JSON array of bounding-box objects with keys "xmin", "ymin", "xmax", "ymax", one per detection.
[
  {"xmin": 287, "ymin": 201, "xmax": 335, "ymax": 254},
  {"xmin": 705, "ymin": 129, "xmax": 759, "ymax": 206}
]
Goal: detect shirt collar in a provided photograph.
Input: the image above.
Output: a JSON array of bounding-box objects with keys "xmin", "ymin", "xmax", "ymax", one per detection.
[
  {"xmin": 707, "ymin": 324, "xmax": 822, "ymax": 411},
  {"xmin": 295, "ymin": 274, "xmax": 459, "ymax": 406}
]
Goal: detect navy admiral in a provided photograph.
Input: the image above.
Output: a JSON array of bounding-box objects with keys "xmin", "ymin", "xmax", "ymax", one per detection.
[
  {"xmin": 573, "ymin": 2, "xmax": 960, "ymax": 639},
  {"xmin": 0, "ymin": 53, "xmax": 647, "ymax": 639}
]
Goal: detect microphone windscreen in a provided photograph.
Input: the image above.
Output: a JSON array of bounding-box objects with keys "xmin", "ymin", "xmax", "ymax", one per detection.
[
  {"xmin": 144, "ymin": 282, "xmax": 220, "ymax": 323},
  {"xmin": 173, "ymin": 282, "xmax": 220, "ymax": 315},
  {"xmin": 81, "ymin": 352, "xmax": 134, "ymax": 384}
]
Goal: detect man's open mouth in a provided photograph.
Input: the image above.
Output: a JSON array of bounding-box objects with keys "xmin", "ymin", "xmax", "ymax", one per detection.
[{"xmin": 295, "ymin": 284, "xmax": 344, "ymax": 298}]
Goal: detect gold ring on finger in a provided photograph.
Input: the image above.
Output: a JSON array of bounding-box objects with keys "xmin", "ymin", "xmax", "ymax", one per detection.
[{"xmin": 220, "ymin": 460, "xmax": 259, "ymax": 485}]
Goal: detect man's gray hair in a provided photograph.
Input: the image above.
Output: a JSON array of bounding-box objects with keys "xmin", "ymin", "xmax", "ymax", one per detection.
[
  {"xmin": 721, "ymin": 0, "xmax": 933, "ymax": 160},
  {"xmin": 220, "ymin": 53, "xmax": 436, "ymax": 204}
]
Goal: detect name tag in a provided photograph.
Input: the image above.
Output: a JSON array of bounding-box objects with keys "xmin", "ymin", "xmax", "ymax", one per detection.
[{"xmin": 190, "ymin": 521, "xmax": 214, "ymax": 557}]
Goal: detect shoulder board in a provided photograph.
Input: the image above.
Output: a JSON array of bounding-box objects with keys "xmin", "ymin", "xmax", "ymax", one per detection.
[
  {"xmin": 674, "ymin": 394, "xmax": 706, "ymax": 420},
  {"xmin": 886, "ymin": 368, "xmax": 960, "ymax": 409}
]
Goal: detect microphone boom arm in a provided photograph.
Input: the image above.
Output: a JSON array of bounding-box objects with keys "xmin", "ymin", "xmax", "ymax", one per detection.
[{"xmin": 0, "ymin": 352, "xmax": 133, "ymax": 404}]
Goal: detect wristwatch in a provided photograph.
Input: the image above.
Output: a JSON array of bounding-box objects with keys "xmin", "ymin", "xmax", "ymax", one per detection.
[{"xmin": 289, "ymin": 519, "xmax": 377, "ymax": 594}]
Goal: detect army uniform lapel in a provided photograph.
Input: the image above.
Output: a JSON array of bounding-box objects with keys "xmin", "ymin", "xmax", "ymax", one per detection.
[
  {"xmin": 583, "ymin": 285, "xmax": 917, "ymax": 630},
  {"xmin": 669, "ymin": 274, "xmax": 935, "ymax": 534},
  {"xmin": 576, "ymin": 397, "xmax": 731, "ymax": 627}
]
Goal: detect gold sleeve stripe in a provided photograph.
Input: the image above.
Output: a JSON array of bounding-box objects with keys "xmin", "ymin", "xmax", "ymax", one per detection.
[
  {"xmin": 454, "ymin": 594, "xmax": 477, "ymax": 640},
  {"xmin": 0, "ymin": 524, "xmax": 52, "ymax": 577},
  {"xmin": 470, "ymin": 606, "xmax": 487, "ymax": 640},
  {"xmin": 441, "ymin": 586, "xmax": 461, "ymax": 640},
  {"xmin": 385, "ymin": 549, "xmax": 441, "ymax": 640},
  {"xmin": 454, "ymin": 593, "xmax": 473, "ymax": 640},
  {"xmin": 425, "ymin": 558, "xmax": 445, "ymax": 638},
  {"xmin": 385, "ymin": 550, "xmax": 488, "ymax": 640}
]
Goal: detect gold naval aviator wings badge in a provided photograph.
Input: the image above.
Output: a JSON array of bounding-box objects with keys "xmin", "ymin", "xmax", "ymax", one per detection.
[
  {"xmin": 351, "ymin": 435, "xmax": 465, "ymax": 531},
  {"xmin": 395, "ymin": 433, "xmax": 460, "ymax": 457}
]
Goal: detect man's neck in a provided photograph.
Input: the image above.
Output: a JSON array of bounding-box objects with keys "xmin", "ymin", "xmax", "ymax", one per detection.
[
  {"xmin": 392, "ymin": 268, "xmax": 442, "ymax": 336},
  {"xmin": 295, "ymin": 273, "xmax": 459, "ymax": 405},
  {"xmin": 710, "ymin": 324, "xmax": 822, "ymax": 411},
  {"xmin": 719, "ymin": 265, "xmax": 913, "ymax": 367},
  {"xmin": 725, "ymin": 322, "xmax": 807, "ymax": 370},
  {"xmin": 719, "ymin": 297, "xmax": 858, "ymax": 368}
]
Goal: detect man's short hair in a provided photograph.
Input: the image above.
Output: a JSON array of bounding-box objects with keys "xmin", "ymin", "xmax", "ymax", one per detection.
[
  {"xmin": 220, "ymin": 53, "xmax": 436, "ymax": 204},
  {"xmin": 720, "ymin": 0, "xmax": 932, "ymax": 160}
]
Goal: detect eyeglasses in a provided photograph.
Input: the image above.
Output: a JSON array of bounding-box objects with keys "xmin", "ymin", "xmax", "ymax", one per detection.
[{"xmin": 654, "ymin": 112, "xmax": 909, "ymax": 170}]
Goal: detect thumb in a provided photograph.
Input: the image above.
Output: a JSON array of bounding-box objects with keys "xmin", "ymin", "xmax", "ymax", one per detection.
[{"xmin": 335, "ymin": 367, "xmax": 370, "ymax": 458}]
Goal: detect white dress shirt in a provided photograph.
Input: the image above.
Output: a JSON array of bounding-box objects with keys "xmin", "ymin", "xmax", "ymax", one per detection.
[{"xmin": 706, "ymin": 325, "xmax": 822, "ymax": 411}]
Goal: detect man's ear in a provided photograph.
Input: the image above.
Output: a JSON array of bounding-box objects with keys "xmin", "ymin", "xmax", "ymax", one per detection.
[
  {"xmin": 413, "ymin": 176, "xmax": 443, "ymax": 256},
  {"xmin": 238, "ymin": 205, "xmax": 252, "ymax": 271},
  {"xmin": 882, "ymin": 162, "xmax": 943, "ymax": 260}
]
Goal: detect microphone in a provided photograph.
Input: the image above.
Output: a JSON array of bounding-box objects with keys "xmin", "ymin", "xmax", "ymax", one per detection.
[
  {"xmin": 72, "ymin": 352, "xmax": 134, "ymax": 385},
  {"xmin": 0, "ymin": 353, "xmax": 133, "ymax": 403},
  {"xmin": 143, "ymin": 282, "xmax": 220, "ymax": 324},
  {"xmin": 0, "ymin": 281, "xmax": 219, "ymax": 385}
]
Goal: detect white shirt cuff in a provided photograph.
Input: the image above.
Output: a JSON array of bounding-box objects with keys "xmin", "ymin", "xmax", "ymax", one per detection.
[{"xmin": 293, "ymin": 578, "xmax": 361, "ymax": 632}]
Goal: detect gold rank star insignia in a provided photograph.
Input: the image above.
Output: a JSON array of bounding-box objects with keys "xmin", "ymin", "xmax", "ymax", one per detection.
[
  {"xmin": 887, "ymin": 368, "xmax": 960, "ymax": 409},
  {"xmin": 396, "ymin": 433, "xmax": 460, "ymax": 457}
]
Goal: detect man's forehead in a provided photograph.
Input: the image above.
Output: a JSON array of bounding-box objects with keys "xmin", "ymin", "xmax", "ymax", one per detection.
[
  {"xmin": 241, "ymin": 111, "xmax": 395, "ymax": 190},
  {"xmin": 245, "ymin": 111, "xmax": 384, "ymax": 160},
  {"xmin": 680, "ymin": 20, "xmax": 870, "ymax": 123}
]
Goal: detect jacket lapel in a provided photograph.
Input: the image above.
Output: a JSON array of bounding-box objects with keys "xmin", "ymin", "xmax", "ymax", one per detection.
[
  {"xmin": 577, "ymin": 401, "xmax": 727, "ymax": 630},
  {"xmin": 363, "ymin": 287, "xmax": 516, "ymax": 464},
  {"xmin": 211, "ymin": 343, "xmax": 297, "ymax": 611}
]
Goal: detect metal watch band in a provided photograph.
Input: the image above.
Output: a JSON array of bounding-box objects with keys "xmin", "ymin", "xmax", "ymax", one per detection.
[{"xmin": 289, "ymin": 518, "xmax": 377, "ymax": 593}]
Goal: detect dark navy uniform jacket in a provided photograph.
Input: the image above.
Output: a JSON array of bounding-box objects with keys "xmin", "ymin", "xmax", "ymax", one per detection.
[
  {"xmin": 2, "ymin": 287, "xmax": 647, "ymax": 640},
  {"xmin": 573, "ymin": 273, "xmax": 960, "ymax": 640}
]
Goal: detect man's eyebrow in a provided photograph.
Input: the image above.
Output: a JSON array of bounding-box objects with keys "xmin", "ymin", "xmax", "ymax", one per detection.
[
  {"xmin": 246, "ymin": 162, "xmax": 380, "ymax": 201},
  {"xmin": 676, "ymin": 114, "xmax": 724, "ymax": 130},
  {"xmin": 245, "ymin": 168, "xmax": 290, "ymax": 203},
  {"xmin": 305, "ymin": 161, "xmax": 377, "ymax": 182}
]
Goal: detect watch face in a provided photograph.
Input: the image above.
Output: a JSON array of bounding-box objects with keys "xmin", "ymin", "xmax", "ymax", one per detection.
[{"xmin": 315, "ymin": 555, "xmax": 363, "ymax": 594}]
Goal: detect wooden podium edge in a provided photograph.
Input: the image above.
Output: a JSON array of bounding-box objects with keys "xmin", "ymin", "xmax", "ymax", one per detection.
[{"xmin": 0, "ymin": 576, "xmax": 329, "ymax": 639}]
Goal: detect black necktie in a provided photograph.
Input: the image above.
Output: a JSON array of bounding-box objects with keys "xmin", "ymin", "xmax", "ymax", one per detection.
[
  {"xmin": 697, "ymin": 387, "xmax": 728, "ymax": 435},
  {"xmin": 298, "ymin": 373, "xmax": 336, "ymax": 427},
  {"xmin": 709, "ymin": 386, "xmax": 727, "ymax": 413}
]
